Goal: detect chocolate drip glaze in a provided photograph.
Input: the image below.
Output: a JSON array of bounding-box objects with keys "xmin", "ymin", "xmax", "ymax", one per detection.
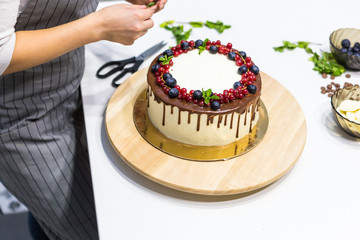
[
  {"xmin": 217, "ymin": 115, "xmax": 223, "ymax": 128},
  {"xmin": 230, "ymin": 112, "xmax": 234, "ymax": 129},
  {"xmin": 178, "ymin": 110, "xmax": 181, "ymax": 124},
  {"xmin": 188, "ymin": 112, "xmax": 191, "ymax": 124},
  {"xmin": 162, "ymin": 104, "xmax": 166, "ymax": 126},
  {"xmin": 197, "ymin": 114, "xmax": 201, "ymax": 131},
  {"xmin": 236, "ymin": 114, "xmax": 241, "ymax": 138},
  {"xmin": 224, "ymin": 114, "xmax": 228, "ymax": 126},
  {"xmin": 171, "ymin": 106, "xmax": 174, "ymax": 114}
]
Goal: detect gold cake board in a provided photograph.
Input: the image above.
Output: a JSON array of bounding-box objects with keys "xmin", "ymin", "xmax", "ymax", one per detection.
[{"xmin": 105, "ymin": 68, "xmax": 307, "ymax": 195}]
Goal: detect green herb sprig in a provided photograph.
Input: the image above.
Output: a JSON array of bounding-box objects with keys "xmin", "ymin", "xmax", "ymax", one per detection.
[
  {"xmin": 159, "ymin": 55, "xmax": 173, "ymax": 65},
  {"xmin": 202, "ymin": 88, "xmax": 220, "ymax": 104},
  {"xmin": 160, "ymin": 20, "xmax": 231, "ymax": 44},
  {"xmin": 273, "ymin": 41, "xmax": 345, "ymax": 76},
  {"xmin": 147, "ymin": 2, "xmax": 155, "ymax": 7},
  {"xmin": 198, "ymin": 38, "xmax": 209, "ymax": 55}
]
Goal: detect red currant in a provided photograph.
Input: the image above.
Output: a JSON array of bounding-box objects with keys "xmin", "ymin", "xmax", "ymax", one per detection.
[
  {"xmin": 226, "ymin": 43, "xmax": 233, "ymax": 49},
  {"xmin": 176, "ymin": 44, "xmax": 181, "ymax": 50},
  {"xmin": 185, "ymin": 95, "xmax": 192, "ymax": 102},
  {"xmin": 189, "ymin": 90, "xmax": 194, "ymax": 95},
  {"xmin": 181, "ymin": 88, "xmax": 187, "ymax": 94},
  {"xmin": 193, "ymin": 99, "xmax": 198, "ymax": 104},
  {"xmin": 158, "ymin": 67, "xmax": 165, "ymax": 73},
  {"xmin": 178, "ymin": 49, "xmax": 183, "ymax": 55},
  {"xmin": 206, "ymin": 40, "xmax": 211, "ymax": 46},
  {"xmin": 245, "ymin": 62, "xmax": 252, "ymax": 68},
  {"xmin": 216, "ymin": 40, "xmax": 221, "ymax": 45},
  {"xmin": 229, "ymin": 89, "xmax": 234, "ymax": 94},
  {"xmin": 238, "ymin": 93, "xmax": 244, "ymax": 99},
  {"xmin": 171, "ymin": 47, "xmax": 177, "ymax": 52},
  {"xmin": 245, "ymin": 57, "xmax": 251, "ymax": 62},
  {"xmin": 223, "ymin": 90, "xmax": 229, "ymax": 97},
  {"xmin": 169, "ymin": 60, "xmax": 174, "ymax": 66},
  {"xmin": 154, "ymin": 72, "xmax": 160, "ymax": 77},
  {"xmin": 164, "ymin": 64, "xmax": 170, "ymax": 70},
  {"xmin": 234, "ymin": 55, "xmax": 240, "ymax": 61},
  {"xmin": 189, "ymin": 40, "xmax": 195, "ymax": 47},
  {"xmin": 206, "ymin": 45, "xmax": 210, "ymax": 50},
  {"xmin": 236, "ymin": 60, "xmax": 243, "ymax": 66},
  {"xmin": 199, "ymin": 100, "xmax": 205, "ymax": 106},
  {"xmin": 211, "ymin": 41, "xmax": 216, "ymax": 45},
  {"xmin": 229, "ymin": 95, "xmax": 235, "ymax": 101},
  {"xmin": 173, "ymin": 51, "xmax": 179, "ymax": 57},
  {"xmin": 159, "ymin": 82, "xmax": 165, "ymax": 87},
  {"xmin": 243, "ymin": 89, "xmax": 249, "ymax": 95},
  {"xmin": 175, "ymin": 85, "xmax": 181, "ymax": 90},
  {"xmin": 247, "ymin": 80, "xmax": 254, "ymax": 85}
]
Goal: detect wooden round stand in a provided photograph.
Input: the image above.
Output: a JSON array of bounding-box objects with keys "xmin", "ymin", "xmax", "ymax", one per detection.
[{"xmin": 105, "ymin": 68, "xmax": 307, "ymax": 195}]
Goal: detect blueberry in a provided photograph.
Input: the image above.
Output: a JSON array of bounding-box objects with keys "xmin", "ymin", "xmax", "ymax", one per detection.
[
  {"xmin": 195, "ymin": 40, "xmax": 203, "ymax": 48},
  {"xmin": 354, "ymin": 42, "xmax": 360, "ymax": 49},
  {"xmin": 238, "ymin": 65, "xmax": 248, "ymax": 74},
  {"xmin": 353, "ymin": 46, "xmax": 360, "ymax": 53},
  {"xmin": 348, "ymin": 47, "xmax": 353, "ymax": 53},
  {"xmin": 341, "ymin": 39, "xmax": 351, "ymax": 49},
  {"xmin": 233, "ymin": 81, "xmax": 242, "ymax": 89},
  {"xmin": 165, "ymin": 77, "xmax": 177, "ymax": 88},
  {"xmin": 168, "ymin": 88, "xmax": 179, "ymax": 98},
  {"xmin": 192, "ymin": 90, "xmax": 202, "ymax": 100},
  {"xmin": 238, "ymin": 51, "xmax": 247, "ymax": 59},
  {"xmin": 340, "ymin": 48, "xmax": 348, "ymax": 53},
  {"xmin": 228, "ymin": 52, "xmax": 236, "ymax": 60},
  {"xmin": 163, "ymin": 49, "xmax": 174, "ymax": 57},
  {"xmin": 210, "ymin": 101, "xmax": 221, "ymax": 110},
  {"xmin": 209, "ymin": 45, "xmax": 218, "ymax": 54},
  {"xmin": 181, "ymin": 41, "xmax": 190, "ymax": 50},
  {"xmin": 250, "ymin": 65, "xmax": 260, "ymax": 75},
  {"xmin": 354, "ymin": 53, "xmax": 360, "ymax": 57},
  {"xmin": 151, "ymin": 64, "xmax": 160, "ymax": 73},
  {"xmin": 163, "ymin": 73, "xmax": 172, "ymax": 80},
  {"xmin": 348, "ymin": 51, "xmax": 354, "ymax": 56},
  {"xmin": 157, "ymin": 54, "xmax": 165, "ymax": 63},
  {"xmin": 247, "ymin": 84, "xmax": 257, "ymax": 94}
]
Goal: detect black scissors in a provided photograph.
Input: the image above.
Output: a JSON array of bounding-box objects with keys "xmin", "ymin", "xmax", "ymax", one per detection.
[{"xmin": 96, "ymin": 41, "xmax": 167, "ymax": 87}]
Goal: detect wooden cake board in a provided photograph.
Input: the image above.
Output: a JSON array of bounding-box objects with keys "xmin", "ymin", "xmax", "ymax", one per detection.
[{"xmin": 105, "ymin": 68, "xmax": 307, "ymax": 195}]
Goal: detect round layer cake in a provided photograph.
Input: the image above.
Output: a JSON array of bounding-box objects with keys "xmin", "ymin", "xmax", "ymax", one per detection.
[{"xmin": 147, "ymin": 39, "xmax": 262, "ymax": 146}]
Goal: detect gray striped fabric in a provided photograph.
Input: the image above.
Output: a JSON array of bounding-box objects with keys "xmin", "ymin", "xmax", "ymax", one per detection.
[{"xmin": 0, "ymin": 0, "xmax": 100, "ymax": 239}]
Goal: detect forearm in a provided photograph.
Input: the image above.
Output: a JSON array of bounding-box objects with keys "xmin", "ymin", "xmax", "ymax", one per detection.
[{"xmin": 3, "ymin": 13, "xmax": 100, "ymax": 75}]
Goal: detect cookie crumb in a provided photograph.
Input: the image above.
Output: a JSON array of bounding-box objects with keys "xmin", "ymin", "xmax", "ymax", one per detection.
[{"xmin": 322, "ymin": 73, "xmax": 328, "ymax": 79}]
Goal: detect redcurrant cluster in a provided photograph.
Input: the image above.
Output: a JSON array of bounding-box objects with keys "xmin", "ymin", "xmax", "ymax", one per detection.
[{"xmin": 151, "ymin": 39, "xmax": 259, "ymax": 110}]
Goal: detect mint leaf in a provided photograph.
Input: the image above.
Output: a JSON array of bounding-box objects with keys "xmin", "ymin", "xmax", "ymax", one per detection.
[
  {"xmin": 147, "ymin": 2, "xmax": 155, "ymax": 7},
  {"xmin": 198, "ymin": 38, "xmax": 209, "ymax": 55},
  {"xmin": 159, "ymin": 55, "xmax": 173, "ymax": 65},
  {"xmin": 205, "ymin": 20, "xmax": 231, "ymax": 33},
  {"xmin": 189, "ymin": 21, "xmax": 203, "ymax": 28},
  {"xmin": 160, "ymin": 20, "xmax": 175, "ymax": 28}
]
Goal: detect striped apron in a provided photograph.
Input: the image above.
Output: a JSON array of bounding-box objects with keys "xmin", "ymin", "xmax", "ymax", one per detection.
[{"xmin": 0, "ymin": 0, "xmax": 99, "ymax": 239}]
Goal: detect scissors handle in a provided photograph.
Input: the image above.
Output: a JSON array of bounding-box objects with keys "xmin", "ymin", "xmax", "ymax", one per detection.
[
  {"xmin": 111, "ymin": 59, "xmax": 144, "ymax": 87},
  {"xmin": 96, "ymin": 57, "xmax": 136, "ymax": 79}
]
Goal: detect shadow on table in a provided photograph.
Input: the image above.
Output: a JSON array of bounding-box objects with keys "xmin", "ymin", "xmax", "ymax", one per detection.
[{"xmin": 100, "ymin": 117, "xmax": 293, "ymax": 204}]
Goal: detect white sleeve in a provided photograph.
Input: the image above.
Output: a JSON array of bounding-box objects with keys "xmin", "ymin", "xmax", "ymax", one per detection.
[{"xmin": 0, "ymin": 0, "xmax": 20, "ymax": 75}]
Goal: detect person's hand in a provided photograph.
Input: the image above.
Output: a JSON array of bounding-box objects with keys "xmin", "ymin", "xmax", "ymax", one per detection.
[
  {"xmin": 126, "ymin": 0, "xmax": 167, "ymax": 12},
  {"xmin": 94, "ymin": 4, "xmax": 155, "ymax": 45}
]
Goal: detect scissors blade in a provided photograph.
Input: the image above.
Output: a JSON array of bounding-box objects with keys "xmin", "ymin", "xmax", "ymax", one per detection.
[{"xmin": 136, "ymin": 41, "xmax": 167, "ymax": 61}]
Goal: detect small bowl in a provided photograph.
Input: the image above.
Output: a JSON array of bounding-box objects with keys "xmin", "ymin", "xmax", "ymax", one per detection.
[
  {"xmin": 330, "ymin": 28, "xmax": 360, "ymax": 70},
  {"xmin": 331, "ymin": 86, "xmax": 360, "ymax": 138}
]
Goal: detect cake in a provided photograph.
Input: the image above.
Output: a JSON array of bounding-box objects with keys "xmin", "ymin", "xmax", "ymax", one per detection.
[{"xmin": 146, "ymin": 39, "xmax": 262, "ymax": 147}]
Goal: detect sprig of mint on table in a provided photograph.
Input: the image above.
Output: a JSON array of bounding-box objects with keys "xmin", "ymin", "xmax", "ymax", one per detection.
[
  {"xmin": 160, "ymin": 20, "xmax": 231, "ymax": 44},
  {"xmin": 273, "ymin": 41, "xmax": 346, "ymax": 76},
  {"xmin": 202, "ymin": 88, "xmax": 219, "ymax": 104}
]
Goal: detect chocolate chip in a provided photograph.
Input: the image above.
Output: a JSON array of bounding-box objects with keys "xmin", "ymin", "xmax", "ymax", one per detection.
[
  {"xmin": 330, "ymin": 75, "xmax": 335, "ymax": 79},
  {"xmin": 327, "ymin": 84, "xmax": 332, "ymax": 89},
  {"xmin": 322, "ymin": 73, "xmax": 328, "ymax": 79},
  {"xmin": 327, "ymin": 93, "xmax": 333, "ymax": 97},
  {"xmin": 345, "ymin": 74, "xmax": 351, "ymax": 78}
]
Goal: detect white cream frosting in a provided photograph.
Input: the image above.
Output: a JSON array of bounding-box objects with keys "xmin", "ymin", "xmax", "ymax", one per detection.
[{"xmin": 170, "ymin": 50, "xmax": 240, "ymax": 93}]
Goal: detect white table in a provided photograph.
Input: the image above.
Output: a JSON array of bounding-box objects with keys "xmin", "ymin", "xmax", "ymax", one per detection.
[{"xmin": 81, "ymin": 1, "xmax": 360, "ymax": 239}]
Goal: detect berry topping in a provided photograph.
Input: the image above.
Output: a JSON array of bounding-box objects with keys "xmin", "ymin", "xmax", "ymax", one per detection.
[
  {"xmin": 163, "ymin": 49, "xmax": 174, "ymax": 57},
  {"xmin": 341, "ymin": 39, "xmax": 351, "ymax": 49},
  {"xmin": 151, "ymin": 64, "xmax": 160, "ymax": 73},
  {"xmin": 181, "ymin": 41, "xmax": 190, "ymax": 50},
  {"xmin": 195, "ymin": 39, "xmax": 203, "ymax": 48},
  {"xmin": 163, "ymin": 73, "xmax": 172, "ymax": 80},
  {"xmin": 192, "ymin": 90, "xmax": 202, "ymax": 100},
  {"xmin": 233, "ymin": 81, "xmax": 242, "ymax": 89},
  {"xmin": 250, "ymin": 65, "xmax": 260, "ymax": 75},
  {"xmin": 210, "ymin": 101, "xmax": 221, "ymax": 110},
  {"xmin": 238, "ymin": 65, "xmax": 248, "ymax": 74},
  {"xmin": 157, "ymin": 55, "xmax": 165, "ymax": 63},
  {"xmin": 209, "ymin": 45, "xmax": 218, "ymax": 54},
  {"xmin": 238, "ymin": 51, "xmax": 247, "ymax": 59},
  {"xmin": 165, "ymin": 77, "xmax": 177, "ymax": 88},
  {"xmin": 168, "ymin": 88, "xmax": 179, "ymax": 98},
  {"xmin": 228, "ymin": 52, "xmax": 236, "ymax": 60},
  {"xmin": 247, "ymin": 84, "xmax": 257, "ymax": 94}
]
